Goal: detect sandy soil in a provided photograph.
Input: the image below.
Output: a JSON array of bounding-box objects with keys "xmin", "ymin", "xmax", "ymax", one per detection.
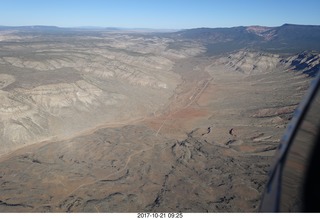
[{"xmin": 0, "ymin": 32, "xmax": 316, "ymax": 212}]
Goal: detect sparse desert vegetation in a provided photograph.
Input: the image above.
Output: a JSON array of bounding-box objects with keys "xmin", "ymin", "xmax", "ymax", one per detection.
[{"xmin": 0, "ymin": 25, "xmax": 320, "ymax": 212}]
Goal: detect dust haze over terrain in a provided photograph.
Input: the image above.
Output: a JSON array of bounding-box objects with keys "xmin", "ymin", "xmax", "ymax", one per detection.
[{"xmin": 0, "ymin": 24, "xmax": 320, "ymax": 212}]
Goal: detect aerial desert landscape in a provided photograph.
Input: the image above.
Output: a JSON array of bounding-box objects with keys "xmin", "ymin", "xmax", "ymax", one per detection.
[{"xmin": 0, "ymin": 24, "xmax": 320, "ymax": 212}]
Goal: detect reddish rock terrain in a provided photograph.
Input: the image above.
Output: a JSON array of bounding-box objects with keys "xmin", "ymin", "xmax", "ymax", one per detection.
[{"xmin": 0, "ymin": 28, "xmax": 319, "ymax": 212}]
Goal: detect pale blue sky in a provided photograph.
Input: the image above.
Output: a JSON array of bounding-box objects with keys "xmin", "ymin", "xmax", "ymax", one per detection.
[{"xmin": 1, "ymin": 0, "xmax": 319, "ymax": 29}]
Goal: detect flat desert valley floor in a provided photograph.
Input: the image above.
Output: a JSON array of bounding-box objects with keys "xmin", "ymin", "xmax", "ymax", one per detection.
[{"xmin": 0, "ymin": 27, "xmax": 319, "ymax": 212}]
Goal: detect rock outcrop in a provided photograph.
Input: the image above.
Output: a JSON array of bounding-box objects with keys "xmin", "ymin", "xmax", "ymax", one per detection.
[{"xmin": 0, "ymin": 27, "xmax": 319, "ymax": 213}]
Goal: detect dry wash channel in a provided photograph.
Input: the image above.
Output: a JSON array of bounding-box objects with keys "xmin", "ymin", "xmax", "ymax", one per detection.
[{"xmin": 0, "ymin": 28, "xmax": 319, "ymax": 212}]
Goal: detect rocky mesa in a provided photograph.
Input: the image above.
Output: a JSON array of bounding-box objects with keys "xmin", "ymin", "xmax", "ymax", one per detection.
[{"xmin": 0, "ymin": 25, "xmax": 319, "ymax": 212}]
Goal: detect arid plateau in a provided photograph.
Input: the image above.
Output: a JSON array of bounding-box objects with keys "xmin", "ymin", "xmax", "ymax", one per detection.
[{"xmin": 0, "ymin": 25, "xmax": 320, "ymax": 212}]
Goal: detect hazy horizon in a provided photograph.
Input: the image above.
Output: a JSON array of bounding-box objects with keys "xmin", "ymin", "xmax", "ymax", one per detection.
[
  {"xmin": 1, "ymin": 23, "xmax": 319, "ymax": 32},
  {"xmin": 1, "ymin": 0, "xmax": 320, "ymax": 29},
  {"xmin": 1, "ymin": 2, "xmax": 320, "ymax": 213}
]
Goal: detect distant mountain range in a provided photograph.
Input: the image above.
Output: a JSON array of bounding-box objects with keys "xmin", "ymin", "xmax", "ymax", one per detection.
[
  {"xmin": 173, "ymin": 24, "xmax": 320, "ymax": 54},
  {"xmin": 1, "ymin": 24, "xmax": 320, "ymax": 54},
  {"xmin": 0, "ymin": 25, "xmax": 178, "ymax": 32}
]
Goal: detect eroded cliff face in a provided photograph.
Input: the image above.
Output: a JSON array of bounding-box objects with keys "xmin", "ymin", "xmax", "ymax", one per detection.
[
  {"xmin": 211, "ymin": 50, "xmax": 320, "ymax": 75},
  {"xmin": 0, "ymin": 29, "xmax": 319, "ymax": 212},
  {"xmin": 0, "ymin": 32, "xmax": 207, "ymax": 155}
]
